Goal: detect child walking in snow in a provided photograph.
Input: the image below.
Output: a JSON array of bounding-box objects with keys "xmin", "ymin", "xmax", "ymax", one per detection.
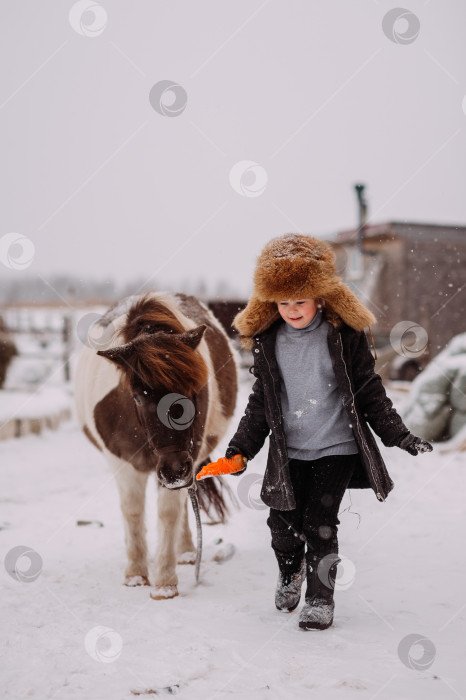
[{"xmin": 222, "ymin": 233, "xmax": 432, "ymax": 630}]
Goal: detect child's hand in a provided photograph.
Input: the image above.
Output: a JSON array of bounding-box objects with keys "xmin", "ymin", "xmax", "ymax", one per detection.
[
  {"xmin": 398, "ymin": 433, "xmax": 433, "ymax": 456},
  {"xmin": 225, "ymin": 447, "xmax": 248, "ymax": 476}
]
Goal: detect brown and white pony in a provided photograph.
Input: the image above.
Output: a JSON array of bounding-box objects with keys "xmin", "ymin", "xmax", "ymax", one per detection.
[{"xmin": 74, "ymin": 291, "xmax": 238, "ymax": 599}]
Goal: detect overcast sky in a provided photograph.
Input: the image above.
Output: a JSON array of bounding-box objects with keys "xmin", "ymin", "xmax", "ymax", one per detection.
[{"xmin": 1, "ymin": 0, "xmax": 465, "ymax": 299}]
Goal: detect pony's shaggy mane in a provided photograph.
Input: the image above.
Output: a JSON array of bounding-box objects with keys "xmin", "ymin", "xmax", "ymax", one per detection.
[
  {"xmin": 124, "ymin": 333, "xmax": 208, "ymax": 394},
  {"xmin": 120, "ymin": 294, "xmax": 208, "ymax": 394}
]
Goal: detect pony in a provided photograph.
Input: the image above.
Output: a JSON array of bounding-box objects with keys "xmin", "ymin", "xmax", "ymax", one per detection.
[{"xmin": 74, "ymin": 291, "xmax": 238, "ymax": 599}]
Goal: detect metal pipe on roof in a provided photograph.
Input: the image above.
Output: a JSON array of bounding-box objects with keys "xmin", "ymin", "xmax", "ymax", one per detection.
[{"xmin": 354, "ymin": 183, "xmax": 376, "ymax": 256}]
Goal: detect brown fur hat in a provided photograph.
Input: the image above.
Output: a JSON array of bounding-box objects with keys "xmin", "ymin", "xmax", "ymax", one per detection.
[{"xmin": 233, "ymin": 233, "xmax": 376, "ymax": 348}]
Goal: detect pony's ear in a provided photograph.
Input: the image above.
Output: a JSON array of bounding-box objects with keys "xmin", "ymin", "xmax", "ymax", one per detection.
[
  {"xmin": 97, "ymin": 341, "xmax": 135, "ymax": 367},
  {"xmin": 177, "ymin": 324, "xmax": 207, "ymax": 350}
]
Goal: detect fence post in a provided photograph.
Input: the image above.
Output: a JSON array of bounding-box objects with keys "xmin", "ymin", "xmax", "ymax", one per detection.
[{"xmin": 63, "ymin": 314, "xmax": 73, "ymax": 382}]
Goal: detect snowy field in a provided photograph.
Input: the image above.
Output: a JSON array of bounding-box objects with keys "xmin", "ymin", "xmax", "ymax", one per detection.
[{"xmin": 1, "ymin": 369, "xmax": 465, "ymax": 700}]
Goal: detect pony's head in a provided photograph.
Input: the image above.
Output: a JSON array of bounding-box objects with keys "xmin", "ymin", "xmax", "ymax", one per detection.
[{"xmin": 97, "ymin": 296, "xmax": 209, "ymax": 489}]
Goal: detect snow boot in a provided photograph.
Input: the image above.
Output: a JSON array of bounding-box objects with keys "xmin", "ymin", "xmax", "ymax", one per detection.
[
  {"xmin": 275, "ymin": 556, "xmax": 306, "ymax": 612},
  {"xmin": 299, "ymin": 553, "xmax": 339, "ymax": 630},
  {"xmin": 299, "ymin": 597, "xmax": 335, "ymax": 630}
]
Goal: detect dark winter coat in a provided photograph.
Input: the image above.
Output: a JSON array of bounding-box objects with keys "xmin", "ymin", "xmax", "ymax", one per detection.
[{"xmin": 228, "ymin": 313, "xmax": 411, "ymax": 510}]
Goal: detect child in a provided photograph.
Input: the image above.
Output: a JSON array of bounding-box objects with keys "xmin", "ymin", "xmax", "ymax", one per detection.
[{"xmin": 224, "ymin": 233, "xmax": 432, "ymax": 631}]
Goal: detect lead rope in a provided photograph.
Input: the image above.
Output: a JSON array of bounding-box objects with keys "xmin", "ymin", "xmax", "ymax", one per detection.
[
  {"xmin": 368, "ymin": 325, "xmax": 377, "ymax": 360},
  {"xmin": 188, "ymin": 485, "xmax": 202, "ymax": 584}
]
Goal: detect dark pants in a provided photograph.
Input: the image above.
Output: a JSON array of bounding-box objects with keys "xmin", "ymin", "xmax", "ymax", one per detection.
[{"xmin": 267, "ymin": 453, "xmax": 360, "ymax": 600}]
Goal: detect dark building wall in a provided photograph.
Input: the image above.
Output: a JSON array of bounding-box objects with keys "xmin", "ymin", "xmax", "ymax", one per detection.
[
  {"xmin": 365, "ymin": 237, "xmax": 405, "ymax": 339},
  {"xmin": 402, "ymin": 234, "xmax": 466, "ymax": 355},
  {"xmin": 333, "ymin": 224, "xmax": 466, "ymax": 363}
]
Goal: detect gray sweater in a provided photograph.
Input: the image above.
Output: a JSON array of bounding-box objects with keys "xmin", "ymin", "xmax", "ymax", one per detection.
[{"xmin": 275, "ymin": 309, "xmax": 359, "ymax": 460}]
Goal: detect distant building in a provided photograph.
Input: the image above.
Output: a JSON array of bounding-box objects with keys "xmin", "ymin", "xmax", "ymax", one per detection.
[{"xmin": 329, "ymin": 221, "xmax": 466, "ymax": 378}]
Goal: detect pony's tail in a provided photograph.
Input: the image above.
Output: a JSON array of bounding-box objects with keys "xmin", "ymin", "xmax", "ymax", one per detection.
[{"xmin": 195, "ymin": 470, "xmax": 238, "ymax": 525}]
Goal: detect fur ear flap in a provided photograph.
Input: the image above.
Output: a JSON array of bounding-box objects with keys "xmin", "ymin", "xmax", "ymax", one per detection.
[
  {"xmin": 177, "ymin": 324, "xmax": 207, "ymax": 350},
  {"xmin": 97, "ymin": 341, "xmax": 135, "ymax": 367},
  {"xmin": 324, "ymin": 287, "xmax": 376, "ymax": 330},
  {"xmin": 233, "ymin": 296, "xmax": 280, "ymax": 347}
]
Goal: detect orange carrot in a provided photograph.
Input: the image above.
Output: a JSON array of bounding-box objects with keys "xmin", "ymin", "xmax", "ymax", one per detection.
[{"xmin": 196, "ymin": 454, "xmax": 247, "ymax": 480}]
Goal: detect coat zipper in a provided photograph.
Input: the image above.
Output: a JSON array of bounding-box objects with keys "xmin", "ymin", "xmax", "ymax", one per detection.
[
  {"xmin": 261, "ymin": 344, "xmax": 284, "ymax": 447},
  {"xmin": 338, "ymin": 335, "xmax": 385, "ymax": 502},
  {"xmin": 259, "ymin": 341, "xmax": 294, "ymax": 506}
]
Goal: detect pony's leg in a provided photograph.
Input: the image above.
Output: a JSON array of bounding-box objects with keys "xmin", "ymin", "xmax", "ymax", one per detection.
[
  {"xmin": 177, "ymin": 494, "xmax": 196, "ymax": 565},
  {"xmin": 151, "ymin": 486, "xmax": 184, "ymax": 599},
  {"xmin": 112, "ymin": 457, "xmax": 150, "ymax": 586}
]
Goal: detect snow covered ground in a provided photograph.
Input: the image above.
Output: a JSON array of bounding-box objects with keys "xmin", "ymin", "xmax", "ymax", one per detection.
[
  {"xmin": 0, "ymin": 386, "xmax": 72, "ymax": 423},
  {"xmin": 1, "ymin": 371, "xmax": 465, "ymax": 700}
]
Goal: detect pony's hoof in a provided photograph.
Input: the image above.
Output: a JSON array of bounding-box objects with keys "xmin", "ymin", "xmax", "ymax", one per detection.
[
  {"xmin": 177, "ymin": 551, "xmax": 196, "ymax": 565},
  {"xmin": 150, "ymin": 584, "xmax": 179, "ymax": 600},
  {"xmin": 124, "ymin": 574, "xmax": 150, "ymax": 587}
]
